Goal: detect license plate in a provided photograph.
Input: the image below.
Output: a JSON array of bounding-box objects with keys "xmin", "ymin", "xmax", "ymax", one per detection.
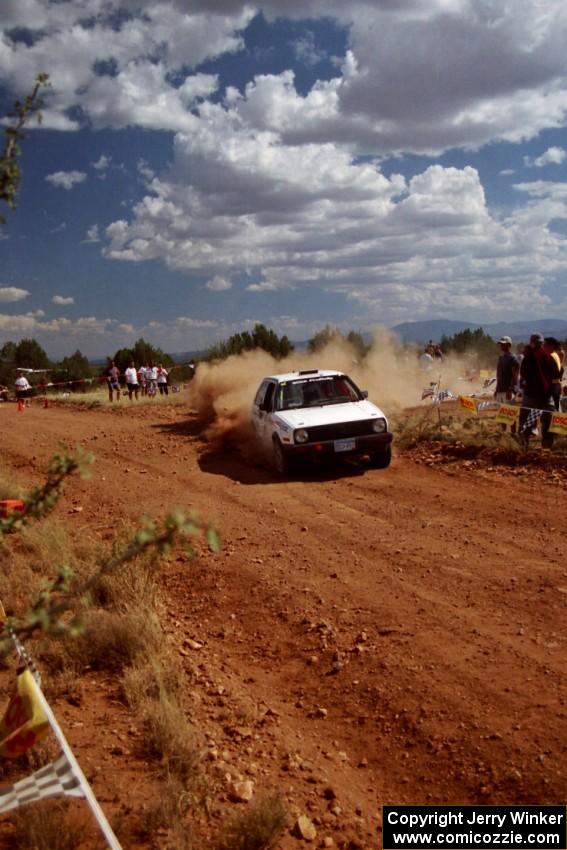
[{"xmin": 334, "ymin": 438, "xmax": 355, "ymax": 452}]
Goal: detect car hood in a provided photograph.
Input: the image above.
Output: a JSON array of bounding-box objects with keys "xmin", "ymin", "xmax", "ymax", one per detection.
[{"xmin": 276, "ymin": 399, "xmax": 387, "ymax": 429}]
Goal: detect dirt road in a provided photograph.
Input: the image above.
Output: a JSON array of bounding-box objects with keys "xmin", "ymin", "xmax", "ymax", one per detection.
[{"xmin": 1, "ymin": 400, "xmax": 566, "ymax": 848}]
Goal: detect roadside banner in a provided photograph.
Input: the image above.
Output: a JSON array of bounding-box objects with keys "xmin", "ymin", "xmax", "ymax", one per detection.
[
  {"xmin": 495, "ymin": 404, "xmax": 520, "ymax": 425},
  {"xmin": 0, "ymin": 670, "xmax": 49, "ymax": 758},
  {"xmin": 458, "ymin": 396, "xmax": 477, "ymax": 414},
  {"xmin": 550, "ymin": 412, "xmax": 567, "ymax": 436}
]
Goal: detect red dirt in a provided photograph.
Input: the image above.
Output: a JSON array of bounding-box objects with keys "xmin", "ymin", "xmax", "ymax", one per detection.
[{"xmin": 1, "ymin": 399, "xmax": 566, "ymax": 849}]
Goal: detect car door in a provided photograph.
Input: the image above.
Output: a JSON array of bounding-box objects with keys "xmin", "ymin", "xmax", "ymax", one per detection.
[{"xmin": 251, "ymin": 380, "xmax": 276, "ymax": 447}]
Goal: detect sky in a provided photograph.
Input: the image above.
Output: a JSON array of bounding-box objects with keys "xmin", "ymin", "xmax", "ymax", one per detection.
[{"xmin": 2, "ymin": 0, "xmax": 567, "ymax": 358}]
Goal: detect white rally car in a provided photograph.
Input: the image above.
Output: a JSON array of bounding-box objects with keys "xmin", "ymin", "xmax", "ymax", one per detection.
[{"xmin": 251, "ymin": 369, "xmax": 393, "ymax": 475}]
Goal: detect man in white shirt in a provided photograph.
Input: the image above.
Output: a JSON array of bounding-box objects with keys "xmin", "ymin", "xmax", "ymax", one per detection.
[
  {"xmin": 124, "ymin": 361, "xmax": 139, "ymax": 400},
  {"xmin": 147, "ymin": 363, "xmax": 158, "ymax": 396},
  {"xmin": 157, "ymin": 364, "xmax": 169, "ymax": 396},
  {"xmin": 15, "ymin": 374, "xmax": 32, "ymax": 407}
]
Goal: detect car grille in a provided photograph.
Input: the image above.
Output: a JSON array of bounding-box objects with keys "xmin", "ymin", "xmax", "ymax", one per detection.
[{"xmin": 303, "ymin": 419, "xmax": 378, "ymax": 442}]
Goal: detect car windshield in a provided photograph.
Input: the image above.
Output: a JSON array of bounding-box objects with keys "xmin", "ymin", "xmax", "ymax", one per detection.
[{"xmin": 275, "ymin": 376, "xmax": 362, "ymax": 410}]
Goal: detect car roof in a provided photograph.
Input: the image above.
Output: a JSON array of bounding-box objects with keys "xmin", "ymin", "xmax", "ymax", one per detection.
[{"xmin": 264, "ymin": 369, "xmax": 345, "ymax": 382}]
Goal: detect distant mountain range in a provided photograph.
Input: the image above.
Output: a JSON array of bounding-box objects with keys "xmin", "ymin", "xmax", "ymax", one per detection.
[{"xmin": 390, "ymin": 318, "xmax": 567, "ymax": 344}]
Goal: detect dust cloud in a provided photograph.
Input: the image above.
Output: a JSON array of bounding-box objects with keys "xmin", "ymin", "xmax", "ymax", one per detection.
[{"xmin": 187, "ymin": 329, "xmax": 477, "ymax": 453}]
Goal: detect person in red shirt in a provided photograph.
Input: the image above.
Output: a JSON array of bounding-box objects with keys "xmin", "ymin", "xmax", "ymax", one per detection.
[{"xmin": 519, "ymin": 333, "xmax": 559, "ymax": 448}]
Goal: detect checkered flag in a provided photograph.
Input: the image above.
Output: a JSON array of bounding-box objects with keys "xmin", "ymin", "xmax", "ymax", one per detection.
[
  {"xmin": 0, "ymin": 753, "xmax": 83, "ymax": 814},
  {"xmin": 521, "ymin": 407, "xmax": 540, "ymax": 434},
  {"xmin": 11, "ymin": 632, "xmax": 41, "ymax": 686},
  {"xmin": 437, "ymin": 389, "xmax": 456, "ymax": 402}
]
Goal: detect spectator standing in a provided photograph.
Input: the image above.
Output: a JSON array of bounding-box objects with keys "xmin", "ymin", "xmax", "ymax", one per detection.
[
  {"xmin": 15, "ymin": 374, "xmax": 32, "ymax": 407},
  {"xmin": 419, "ymin": 345, "xmax": 434, "ymax": 371},
  {"xmin": 139, "ymin": 363, "xmax": 148, "ymax": 396},
  {"xmin": 494, "ymin": 336, "xmax": 519, "ymax": 403},
  {"xmin": 157, "ymin": 364, "xmax": 169, "ymax": 396},
  {"xmin": 147, "ymin": 362, "xmax": 158, "ymax": 396},
  {"xmin": 106, "ymin": 360, "xmax": 121, "ymax": 402},
  {"xmin": 519, "ymin": 333, "xmax": 558, "ymax": 448},
  {"xmin": 543, "ymin": 337, "xmax": 563, "ymax": 410},
  {"xmin": 124, "ymin": 361, "xmax": 139, "ymax": 401}
]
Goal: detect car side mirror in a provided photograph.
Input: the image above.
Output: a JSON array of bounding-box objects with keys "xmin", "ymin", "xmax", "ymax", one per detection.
[{"xmin": 361, "ymin": 390, "xmax": 368, "ymax": 399}]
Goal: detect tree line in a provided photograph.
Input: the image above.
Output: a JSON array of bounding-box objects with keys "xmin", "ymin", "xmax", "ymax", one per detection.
[{"xmin": 0, "ymin": 337, "xmax": 175, "ymax": 389}]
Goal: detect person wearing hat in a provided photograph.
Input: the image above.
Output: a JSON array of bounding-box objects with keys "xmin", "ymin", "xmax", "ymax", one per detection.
[
  {"xmin": 518, "ymin": 333, "xmax": 559, "ymax": 448},
  {"xmin": 494, "ymin": 336, "xmax": 519, "ymax": 404}
]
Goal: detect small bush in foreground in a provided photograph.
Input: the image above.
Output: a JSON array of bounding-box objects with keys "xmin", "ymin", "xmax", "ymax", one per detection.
[
  {"xmin": 138, "ymin": 772, "xmax": 193, "ymax": 838},
  {"xmin": 122, "ymin": 656, "xmax": 182, "ymax": 708},
  {"xmin": 68, "ymin": 608, "xmax": 163, "ymax": 672},
  {"xmin": 11, "ymin": 801, "xmax": 87, "ymax": 850},
  {"xmin": 139, "ymin": 690, "xmax": 201, "ymax": 784},
  {"xmin": 217, "ymin": 793, "xmax": 288, "ymax": 850}
]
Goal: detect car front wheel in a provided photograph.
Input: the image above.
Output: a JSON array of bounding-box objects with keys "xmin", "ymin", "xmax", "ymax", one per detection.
[{"xmin": 273, "ymin": 438, "xmax": 293, "ymax": 476}]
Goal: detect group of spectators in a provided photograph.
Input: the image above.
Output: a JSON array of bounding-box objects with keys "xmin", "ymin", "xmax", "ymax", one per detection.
[
  {"xmin": 419, "ymin": 341, "xmax": 445, "ymax": 369},
  {"xmin": 495, "ymin": 334, "xmax": 566, "ymax": 448},
  {"xmin": 105, "ymin": 361, "xmax": 170, "ymax": 401}
]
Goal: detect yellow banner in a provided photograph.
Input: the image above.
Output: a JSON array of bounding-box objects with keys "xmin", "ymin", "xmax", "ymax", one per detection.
[
  {"xmin": 550, "ymin": 412, "xmax": 567, "ymax": 435},
  {"xmin": 495, "ymin": 404, "xmax": 520, "ymax": 425},
  {"xmin": 458, "ymin": 396, "xmax": 477, "ymax": 414},
  {"xmin": 0, "ymin": 670, "xmax": 49, "ymax": 758}
]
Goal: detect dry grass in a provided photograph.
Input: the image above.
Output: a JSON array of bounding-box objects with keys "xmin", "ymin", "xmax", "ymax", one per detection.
[
  {"xmin": 216, "ymin": 794, "xmax": 288, "ymax": 850},
  {"xmin": 88, "ymin": 557, "xmax": 159, "ymax": 612},
  {"xmin": 122, "ymin": 656, "xmax": 182, "ymax": 708},
  {"xmin": 53, "ymin": 385, "xmax": 187, "ymax": 409},
  {"xmin": 394, "ymin": 405, "xmax": 567, "ymax": 455},
  {"xmin": 10, "ymin": 801, "xmax": 89, "ymax": 850},
  {"xmin": 138, "ymin": 689, "xmax": 201, "ymax": 784},
  {"xmin": 138, "ymin": 773, "xmax": 193, "ymax": 837},
  {"xmin": 66, "ymin": 607, "xmax": 163, "ymax": 673}
]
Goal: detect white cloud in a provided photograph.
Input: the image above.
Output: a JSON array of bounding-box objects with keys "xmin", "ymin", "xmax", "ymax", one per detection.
[
  {"xmin": 92, "ymin": 154, "xmax": 111, "ymax": 173},
  {"xmin": 524, "ymin": 147, "xmax": 567, "ymax": 168},
  {"xmin": 45, "ymin": 171, "xmax": 87, "ymax": 190},
  {"xmin": 173, "ymin": 317, "xmax": 220, "ymax": 330},
  {"xmin": 293, "ymin": 30, "xmax": 327, "ymax": 68},
  {"xmin": 52, "ymin": 295, "xmax": 75, "ymax": 305},
  {"xmin": 206, "ymin": 275, "xmax": 232, "ymax": 291},
  {"xmin": 103, "ymin": 105, "xmax": 567, "ymax": 321},
  {"xmin": 0, "ymin": 286, "xmax": 29, "ymax": 303},
  {"xmin": 2, "ymin": 2, "xmax": 567, "ymax": 153},
  {"xmin": 0, "ymin": 3, "xmax": 253, "ymax": 131},
  {"xmin": 84, "ymin": 225, "xmax": 100, "ymax": 243}
]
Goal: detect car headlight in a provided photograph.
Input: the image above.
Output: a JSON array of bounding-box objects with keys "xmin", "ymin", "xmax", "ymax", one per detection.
[
  {"xmin": 295, "ymin": 429, "xmax": 309, "ymax": 443},
  {"xmin": 372, "ymin": 418, "xmax": 387, "ymax": 433}
]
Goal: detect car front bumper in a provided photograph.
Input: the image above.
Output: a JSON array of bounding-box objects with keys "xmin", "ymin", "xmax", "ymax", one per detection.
[{"xmin": 281, "ymin": 431, "xmax": 393, "ymax": 460}]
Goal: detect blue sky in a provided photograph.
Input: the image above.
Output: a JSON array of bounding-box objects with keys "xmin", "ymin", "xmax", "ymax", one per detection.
[{"xmin": 2, "ymin": 0, "xmax": 567, "ymax": 357}]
